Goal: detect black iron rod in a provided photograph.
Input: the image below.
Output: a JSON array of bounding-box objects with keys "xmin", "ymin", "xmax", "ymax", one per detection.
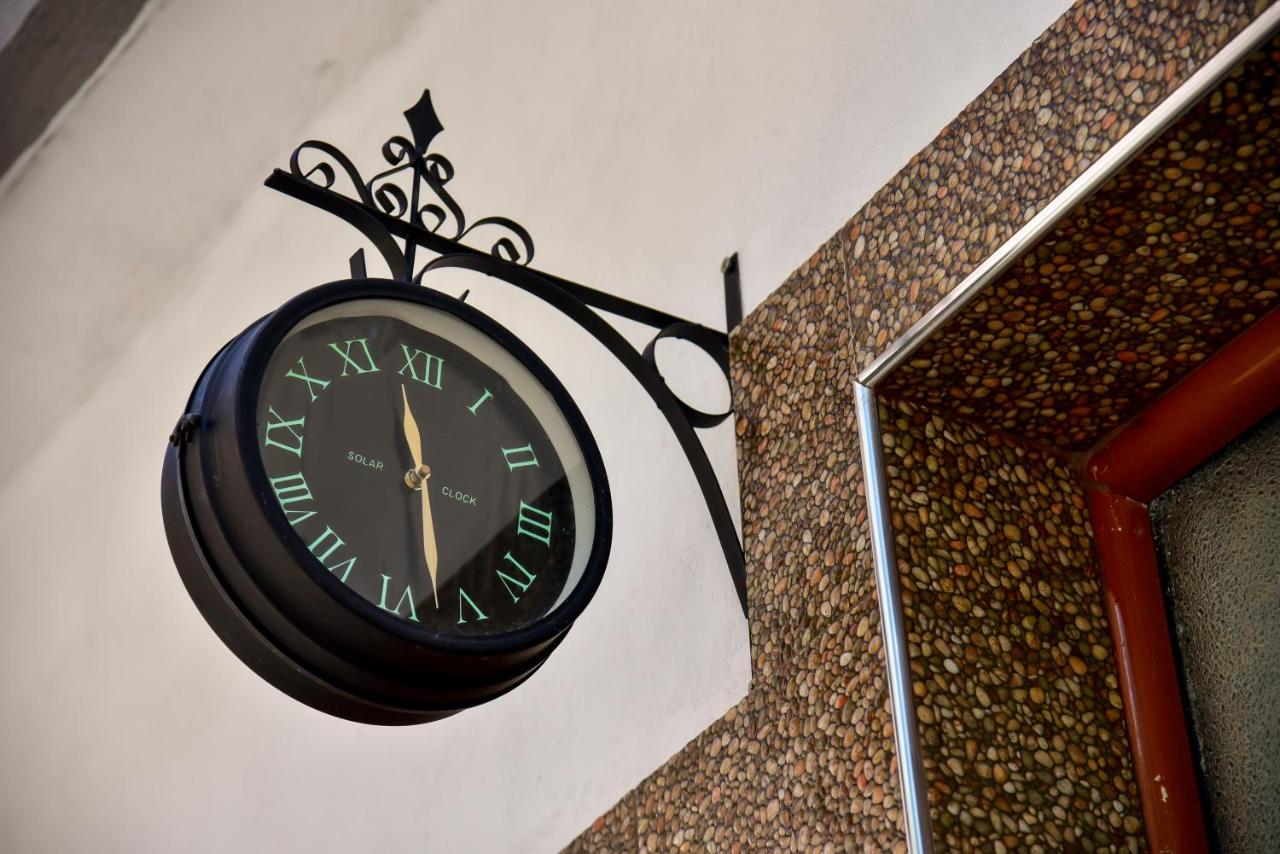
[
  {"xmin": 722, "ymin": 253, "xmax": 742, "ymax": 333},
  {"xmin": 266, "ymin": 170, "xmax": 722, "ymax": 338}
]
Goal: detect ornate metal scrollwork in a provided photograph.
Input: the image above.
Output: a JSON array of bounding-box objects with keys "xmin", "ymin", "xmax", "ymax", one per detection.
[
  {"xmin": 266, "ymin": 89, "xmax": 749, "ymax": 619},
  {"xmin": 287, "ymin": 91, "xmax": 535, "ymax": 275}
]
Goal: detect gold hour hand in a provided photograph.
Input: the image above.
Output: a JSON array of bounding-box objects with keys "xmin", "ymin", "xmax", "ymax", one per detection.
[{"xmin": 401, "ymin": 385, "xmax": 440, "ymax": 608}]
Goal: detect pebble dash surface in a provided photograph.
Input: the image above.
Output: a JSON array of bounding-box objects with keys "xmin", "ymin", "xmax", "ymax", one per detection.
[{"xmin": 566, "ymin": 2, "xmax": 1270, "ymax": 850}]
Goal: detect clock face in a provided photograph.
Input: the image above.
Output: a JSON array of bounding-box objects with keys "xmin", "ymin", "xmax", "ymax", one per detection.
[{"xmin": 254, "ymin": 297, "xmax": 597, "ymax": 637}]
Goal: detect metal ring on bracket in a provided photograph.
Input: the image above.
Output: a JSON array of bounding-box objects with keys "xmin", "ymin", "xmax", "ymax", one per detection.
[{"xmin": 642, "ymin": 322, "xmax": 733, "ymax": 429}]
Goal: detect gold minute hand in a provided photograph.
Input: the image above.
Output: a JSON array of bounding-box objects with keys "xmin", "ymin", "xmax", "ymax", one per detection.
[{"xmin": 401, "ymin": 385, "xmax": 440, "ymax": 608}]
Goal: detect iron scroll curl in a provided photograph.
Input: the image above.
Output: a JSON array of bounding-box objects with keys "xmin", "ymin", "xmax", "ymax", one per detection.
[{"xmin": 642, "ymin": 322, "xmax": 733, "ymax": 429}]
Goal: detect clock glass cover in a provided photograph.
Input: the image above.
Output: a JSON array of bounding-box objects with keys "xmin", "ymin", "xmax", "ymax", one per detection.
[{"xmin": 255, "ymin": 297, "xmax": 596, "ymax": 637}]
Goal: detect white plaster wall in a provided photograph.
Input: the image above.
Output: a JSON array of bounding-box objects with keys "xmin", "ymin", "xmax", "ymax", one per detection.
[{"xmin": 0, "ymin": 1, "xmax": 1069, "ymax": 851}]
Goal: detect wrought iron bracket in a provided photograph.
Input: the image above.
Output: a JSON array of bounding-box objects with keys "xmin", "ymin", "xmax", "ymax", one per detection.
[{"xmin": 264, "ymin": 90, "xmax": 748, "ymax": 618}]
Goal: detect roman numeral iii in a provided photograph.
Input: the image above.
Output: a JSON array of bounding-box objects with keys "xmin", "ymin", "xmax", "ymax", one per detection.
[
  {"xmin": 398, "ymin": 344, "xmax": 444, "ymax": 389},
  {"xmin": 328, "ymin": 338, "xmax": 379, "ymax": 376},
  {"xmin": 263, "ymin": 406, "xmax": 305, "ymax": 457},
  {"xmin": 516, "ymin": 500, "xmax": 553, "ymax": 546}
]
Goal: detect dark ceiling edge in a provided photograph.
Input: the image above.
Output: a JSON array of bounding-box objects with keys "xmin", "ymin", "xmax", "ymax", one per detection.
[{"xmin": 0, "ymin": 0, "xmax": 149, "ymax": 180}]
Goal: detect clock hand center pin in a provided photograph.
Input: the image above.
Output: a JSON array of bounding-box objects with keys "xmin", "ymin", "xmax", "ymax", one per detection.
[{"xmin": 405, "ymin": 463, "xmax": 431, "ymax": 490}]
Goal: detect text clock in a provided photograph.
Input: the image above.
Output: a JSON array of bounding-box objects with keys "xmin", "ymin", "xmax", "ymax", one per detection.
[{"xmin": 161, "ymin": 279, "xmax": 612, "ymax": 724}]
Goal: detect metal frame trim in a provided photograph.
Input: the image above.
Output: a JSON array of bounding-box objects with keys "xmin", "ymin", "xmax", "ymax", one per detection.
[
  {"xmin": 857, "ymin": 5, "xmax": 1280, "ymax": 388},
  {"xmin": 855, "ymin": 381, "xmax": 933, "ymax": 853}
]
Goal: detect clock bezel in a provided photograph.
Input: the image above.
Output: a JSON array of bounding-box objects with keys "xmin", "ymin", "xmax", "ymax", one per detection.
[
  {"xmin": 163, "ymin": 276, "xmax": 613, "ymax": 723},
  {"xmin": 238, "ymin": 278, "xmax": 613, "ymax": 653}
]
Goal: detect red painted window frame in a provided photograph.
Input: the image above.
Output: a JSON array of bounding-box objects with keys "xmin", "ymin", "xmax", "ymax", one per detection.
[{"xmin": 1085, "ymin": 307, "xmax": 1280, "ymax": 853}]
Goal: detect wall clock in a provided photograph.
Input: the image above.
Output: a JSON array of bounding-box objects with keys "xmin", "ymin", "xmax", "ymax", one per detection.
[{"xmin": 161, "ymin": 278, "xmax": 612, "ymax": 724}]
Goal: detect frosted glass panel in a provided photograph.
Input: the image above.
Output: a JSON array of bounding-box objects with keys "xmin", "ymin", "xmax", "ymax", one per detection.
[{"xmin": 1151, "ymin": 409, "xmax": 1279, "ymax": 853}]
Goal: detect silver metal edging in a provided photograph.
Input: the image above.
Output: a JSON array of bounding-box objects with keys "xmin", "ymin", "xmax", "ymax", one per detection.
[
  {"xmin": 854, "ymin": 381, "xmax": 933, "ymax": 854},
  {"xmin": 857, "ymin": 5, "xmax": 1280, "ymax": 388}
]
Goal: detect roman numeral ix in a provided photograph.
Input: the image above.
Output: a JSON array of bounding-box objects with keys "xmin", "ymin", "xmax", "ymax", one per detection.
[{"xmin": 263, "ymin": 406, "xmax": 305, "ymax": 457}]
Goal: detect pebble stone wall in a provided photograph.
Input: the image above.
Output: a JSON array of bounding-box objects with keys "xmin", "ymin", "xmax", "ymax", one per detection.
[
  {"xmin": 567, "ymin": 2, "xmax": 1273, "ymax": 850},
  {"xmin": 880, "ymin": 37, "xmax": 1280, "ymax": 450},
  {"xmin": 880, "ymin": 397, "xmax": 1142, "ymax": 851}
]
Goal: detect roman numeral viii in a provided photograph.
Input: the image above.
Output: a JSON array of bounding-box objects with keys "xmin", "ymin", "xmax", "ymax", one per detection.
[
  {"xmin": 328, "ymin": 338, "xmax": 379, "ymax": 376},
  {"xmin": 398, "ymin": 344, "xmax": 444, "ymax": 389},
  {"xmin": 269, "ymin": 472, "xmax": 316, "ymax": 527},
  {"xmin": 516, "ymin": 500, "xmax": 553, "ymax": 547},
  {"xmin": 264, "ymin": 406, "xmax": 305, "ymax": 457}
]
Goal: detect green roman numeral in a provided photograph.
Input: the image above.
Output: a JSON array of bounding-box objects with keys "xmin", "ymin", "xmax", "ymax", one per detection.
[
  {"xmin": 377, "ymin": 575, "xmax": 420, "ymax": 622},
  {"xmin": 285, "ymin": 357, "xmax": 330, "ymax": 402},
  {"xmin": 516, "ymin": 500, "xmax": 553, "ymax": 547},
  {"xmin": 269, "ymin": 472, "xmax": 316, "ymax": 526},
  {"xmin": 458, "ymin": 588, "xmax": 489, "ymax": 624},
  {"xmin": 501, "ymin": 444, "xmax": 539, "ymax": 472},
  {"xmin": 264, "ymin": 406, "xmax": 305, "ymax": 457},
  {"xmin": 307, "ymin": 525, "xmax": 357, "ymax": 582},
  {"xmin": 328, "ymin": 338, "xmax": 379, "ymax": 376},
  {"xmin": 496, "ymin": 551, "xmax": 537, "ymax": 603},
  {"xmin": 467, "ymin": 389, "xmax": 493, "ymax": 415},
  {"xmin": 397, "ymin": 344, "xmax": 444, "ymax": 389}
]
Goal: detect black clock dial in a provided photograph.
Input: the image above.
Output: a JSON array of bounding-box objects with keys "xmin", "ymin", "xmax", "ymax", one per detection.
[{"xmin": 254, "ymin": 297, "xmax": 593, "ymax": 637}]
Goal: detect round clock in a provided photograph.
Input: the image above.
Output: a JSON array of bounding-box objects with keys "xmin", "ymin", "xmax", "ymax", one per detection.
[{"xmin": 161, "ymin": 278, "xmax": 612, "ymax": 724}]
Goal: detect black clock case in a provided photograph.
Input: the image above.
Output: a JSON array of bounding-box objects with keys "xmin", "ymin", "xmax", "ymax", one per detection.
[{"xmin": 161, "ymin": 278, "xmax": 612, "ymax": 725}]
